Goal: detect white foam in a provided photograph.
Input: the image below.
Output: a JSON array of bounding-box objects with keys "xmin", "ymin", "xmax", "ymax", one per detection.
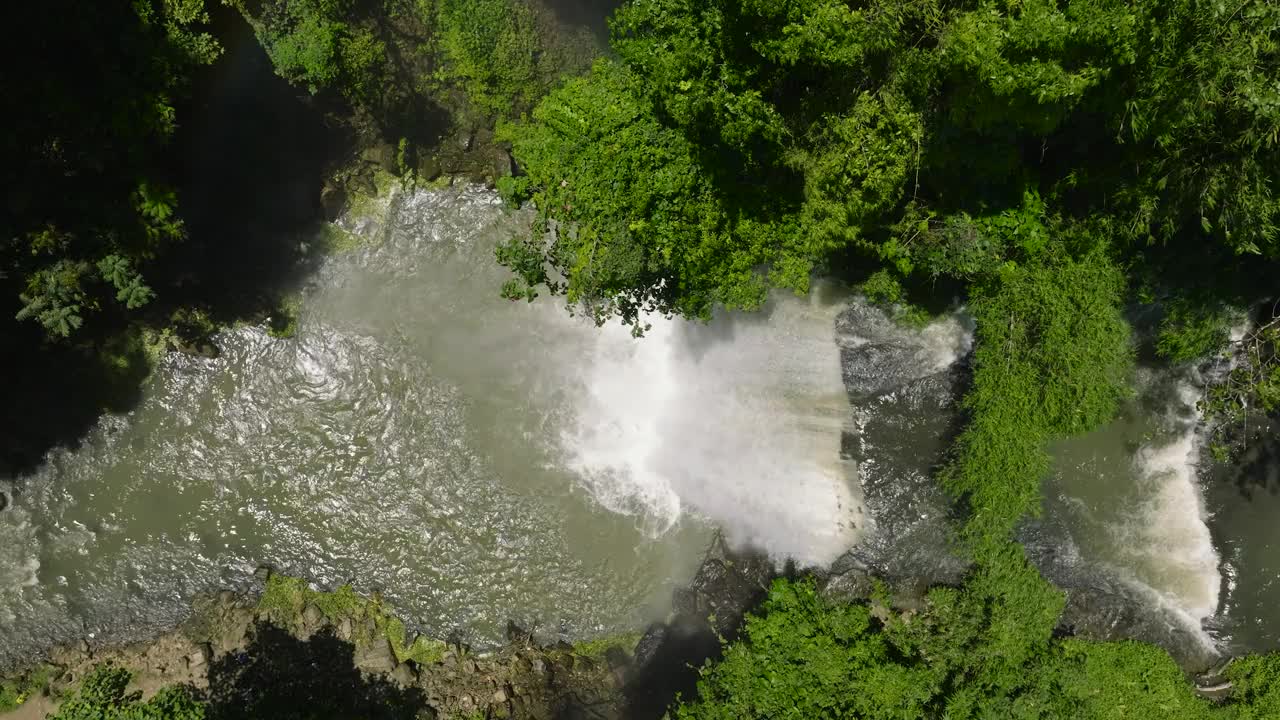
[
  {"xmin": 562, "ymin": 287, "xmax": 863, "ymax": 565},
  {"xmin": 1121, "ymin": 381, "xmax": 1221, "ymax": 633}
]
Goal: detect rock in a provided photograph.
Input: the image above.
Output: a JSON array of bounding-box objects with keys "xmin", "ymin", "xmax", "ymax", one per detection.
[
  {"xmin": 337, "ymin": 617, "xmax": 355, "ymax": 641},
  {"xmin": 302, "ymin": 603, "xmax": 326, "ymax": 629},
  {"xmin": 506, "ymin": 620, "xmax": 532, "ymax": 644},
  {"xmin": 354, "ymin": 636, "xmax": 398, "ymax": 675},
  {"xmin": 822, "ymin": 567, "xmax": 874, "ymax": 603},
  {"xmin": 390, "ymin": 662, "xmax": 418, "ymax": 688},
  {"xmin": 604, "ymin": 646, "xmax": 631, "ymax": 672},
  {"xmin": 492, "ymin": 688, "xmax": 508, "ymax": 704},
  {"xmin": 188, "ymin": 643, "xmax": 211, "ymax": 669},
  {"xmin": 220, "ymin": 608, "xmax": 255, "ymax": 653},
  {"xmin": 217, "ymin": 590, "xmax": 237, "ymax": 609},
  {"xmin": 632, "ymin": 624, "xmax": 668, "ymax": 668},
  {"xmin": 0, "ymin": 490, "xmax": 8, "ymax": 512},
  {"xmin": 416, "ymin": 154, "xmax": 442, "ymax": 181},
  {"xmin": 493, "ymin": 149, "xmax": 514, "ymax": 179},
  {"xmin": 253, "ymin": 566, "xmax": 272, "ymax": 582},
  {"xmin": 361, "ymin": 142, "xmax": 397, "ymax": 173},
  {"xmin": 320, "ymin": 183, "xmax": 347, "ymax": 221}
]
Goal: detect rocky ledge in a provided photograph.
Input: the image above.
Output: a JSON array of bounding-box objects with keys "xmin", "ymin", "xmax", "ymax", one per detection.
[{"xmin": 1, "ymin": 537, "xmax": 779, "ymax": 719}]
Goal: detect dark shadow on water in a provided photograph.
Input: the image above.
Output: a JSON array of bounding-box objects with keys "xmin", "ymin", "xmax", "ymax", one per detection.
[
  {"xmin": 0, "ymin": 323, "xmax": 148, "ymax": 478},
  {"xmin": 621, "ymin": 537, "xmax": 779, "ymax": 719},
  {"xmin": 205, "ymin": 624, "xmax": 426, "ymax": 720}
]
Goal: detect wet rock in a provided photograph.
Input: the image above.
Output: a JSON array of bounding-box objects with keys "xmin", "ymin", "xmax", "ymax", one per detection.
[
  {"xmin": 821, "ymin": 565, "xmax": 874, "ymax": 603},
  {"xmin": 604, "ymin": 646, "xmax": 631, "ymax": 672},
  {"xmin": 354, "ymin": 636, "xmax": 398, "ymax": 675},
  {"xmin": 320, "ymin": 182, "xmax": 347, "ymax": 221},
  {"xmin": 416, "ymin": 154, "xmax": 443, "ymax": 181},
  {"xmin": 172, "ymin": 338, "xmax": 220, "ymax": 359},
  {"xmin": 632, "ymin": 623, "xmax": 667, "ymax": 668}
]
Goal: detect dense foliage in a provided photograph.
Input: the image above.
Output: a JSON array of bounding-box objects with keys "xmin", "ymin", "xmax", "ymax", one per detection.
[
  {"xmin": 678, "ymin": 578, "xmax": 1280, "ymax": 719},
  {"xmin": 239, "ymin": 0, "xmax": 583, "ymax": 126},
  {"xmin": 494, "ymin": 0, "xmax": 1280, "ymax": 717},
  {"xmin": 1, "ymin": 0, "xmax": 219, "ymax": 339},
  {"xmin": 48, "ymin": 667, "xmax": 205, "ymax": 720},
  {"xmin": 499, "ymin": 0, "xmax": 1279, "ymax": 333}
]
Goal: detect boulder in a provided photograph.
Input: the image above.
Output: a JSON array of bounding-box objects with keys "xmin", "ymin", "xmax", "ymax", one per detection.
[
  {"xmin": 320, "ymin": 183, "xmax": 347, "ymax": 221},
  {"xmin": 219, "ymin": 608, "xmax": 255, "ymax": 654},
  {"xmin": 360, "ymin": 142, "xmax": 397, "ymax": 173},
  {"xmin": 302, "ymin": 603, "xmax": 326, "ymax": 629},
  {"xmin": 354, "ymin": 636, "xmax": 398, "ymax": 675},
  {"xmin": 188, "ymin": 643, "xmax": 211, "ymax": 669},
  {"xmin": 416, "ymin": 154, "xmax": 443, "ymax": 181},
  {"xmin": 390, "ymin": 662, "xmax": 418, "ymax": 688}
]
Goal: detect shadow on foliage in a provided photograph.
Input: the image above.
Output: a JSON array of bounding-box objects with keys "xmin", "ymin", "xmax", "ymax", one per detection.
[
  {"xmin": 157, "ymin": 7, "xmax": 353, "ymax": 326},
  {"xmin": 1, "ymin": 11, "xmax": 352, "ymax": 479},
  {"xmin": 204, "ymin": 623, "xmax": 426, "ymax": 720},
  {"xmin": 538, "ymin": 0, "xmax": 624, "ymax": 44}
]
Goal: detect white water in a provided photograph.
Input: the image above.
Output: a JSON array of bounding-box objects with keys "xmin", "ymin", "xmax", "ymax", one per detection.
[
  {"xmin": 1122, "ymin": 382, "xmax": 1221, "ymax": 627},
  {"xmin": 563, "ymin": 287, "xmax": 863, "ymax": 565},
  {"xmin": 1045, "ymin": 373, "xmax": 1222, "ymax": 652}
]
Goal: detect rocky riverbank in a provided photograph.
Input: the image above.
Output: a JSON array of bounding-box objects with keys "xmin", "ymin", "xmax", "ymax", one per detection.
[{"xmin": 0, "ymin": 536, "xmax": 779, "ymax": 720}]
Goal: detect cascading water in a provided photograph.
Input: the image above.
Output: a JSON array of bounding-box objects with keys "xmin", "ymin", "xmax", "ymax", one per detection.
[
  {"xmin": 0, "ymin": 185, "xmax": 868, "ymax": 665},
  {"xmin": 1028, "ymin": 368, "xmax": 1224, "ymax": 666},
  {"xmin": 562, "ymin": 285, "xmax": 864, "ymax": 565},
  {"xmin": 2, "ymin": 182, "xmax": 1278, "ymax": 672}
]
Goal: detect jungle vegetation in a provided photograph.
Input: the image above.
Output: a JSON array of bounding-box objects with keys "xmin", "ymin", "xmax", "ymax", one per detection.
[{"xmin": 5, "ymin": 0, "xmax": 1280, "ymax": 717}]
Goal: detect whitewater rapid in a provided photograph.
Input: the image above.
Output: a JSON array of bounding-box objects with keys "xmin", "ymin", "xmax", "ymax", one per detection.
[{"xmin": 4, "ymin": 182, "xmax": 1276, "ymax": 670}]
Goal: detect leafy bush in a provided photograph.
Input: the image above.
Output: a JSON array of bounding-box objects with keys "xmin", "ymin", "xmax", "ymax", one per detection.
[
  {"xmin": 436, "ymin": 0, "xmax": 547, "ymax": 117},
  {"xmin": 49, "ymin": 666, "xmax": 205, "ymax": 720}
]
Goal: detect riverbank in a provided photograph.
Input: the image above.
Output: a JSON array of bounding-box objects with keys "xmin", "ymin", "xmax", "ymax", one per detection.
[
  {"xmin": 0, "ymin": 567, "xmax": 625, "ymax": 720},
  {"xmin": 0, "ymin": 535, "xmax": 781, "ymax": 720}
]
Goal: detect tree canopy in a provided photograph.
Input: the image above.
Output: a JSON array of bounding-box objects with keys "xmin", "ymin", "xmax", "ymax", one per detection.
[{"xmin": 498, "ymin": 0, "xmax": 1280, "ymax": 332}]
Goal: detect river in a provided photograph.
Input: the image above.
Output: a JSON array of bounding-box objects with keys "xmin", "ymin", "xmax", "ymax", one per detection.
[{"xmin": 0, "ymin": 183, "xmax": 1276, "ymax": 668}]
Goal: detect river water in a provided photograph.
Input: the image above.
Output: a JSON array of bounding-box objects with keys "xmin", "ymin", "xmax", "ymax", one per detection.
[{"xmin": 0, "ymin": 183, "xmax": 1276, "ymax": 667}]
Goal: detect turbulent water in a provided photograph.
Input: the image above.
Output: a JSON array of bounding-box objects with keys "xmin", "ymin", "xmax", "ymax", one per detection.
[
  {"xmin": 0, "ymin": 185, "xmax": 864, "ymax": 665},
  {"xmin": 1, "ymin": 183, "xmax": 1277, "ymax": 668}
]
